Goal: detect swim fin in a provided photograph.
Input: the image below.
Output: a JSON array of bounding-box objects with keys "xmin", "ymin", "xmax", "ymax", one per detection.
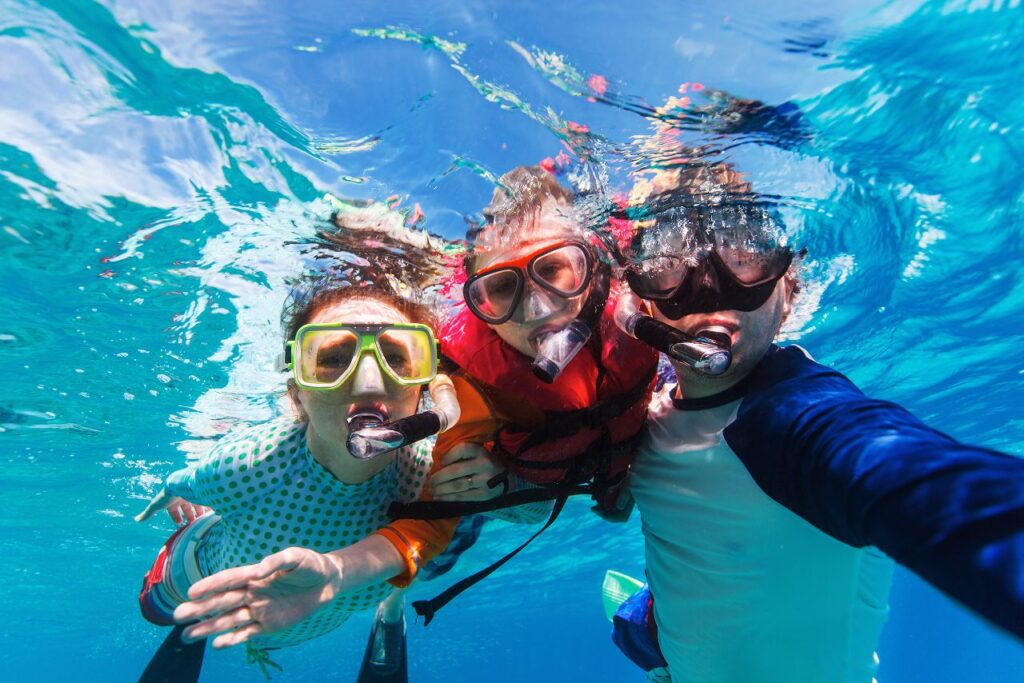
[
  {"xmin": 356, "ymin": 610, "xmax": 408, "ymax": 683},
  {"xmin": 138, "ymin": 625, "xmax": 207, "ymax": 683}
]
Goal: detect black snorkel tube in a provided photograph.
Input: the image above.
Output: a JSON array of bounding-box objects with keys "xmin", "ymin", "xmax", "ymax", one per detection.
[
  {"xmin": 346, "ymin": 375, "xmax": 461, "ymax": 460},
  {"xmin": 613, "ymin": 291, "xmax": 732, "ymax": 376}
]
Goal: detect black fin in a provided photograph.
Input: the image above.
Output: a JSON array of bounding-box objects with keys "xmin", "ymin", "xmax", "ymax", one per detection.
[
  {"xmin": 138, "ymin": 625, "xmax": 207, "ymax": 683},
  {"xmin": 356, "ymin": 615, "xmax": 408, "ymax": 683}
]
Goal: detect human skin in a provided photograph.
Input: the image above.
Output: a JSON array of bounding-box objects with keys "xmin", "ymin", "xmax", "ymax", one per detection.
[
  {"xmin": 470, "ymin": 199, "xmax": 589, "ymax": 359},
  {"xmin": 295, "ymin": 298, "xmax": 422, "ymax": 484},
  {"xmin": 173, "ymin": 206, "xmax": 600, "ymax": 646},
  {"xmin": 158, "ymin": 297, "xmax": 432, "ymax": 647},
  {"xmin": 650, "ymin": 277, "xmax": 793, "ymax": 398},
  {"xmin": 135, "ymin": 297, "xmax": 425, "ymax": 523},
  {"xmin": 423, "ymin": 198, "xmax": 596, "ymax": 503}
]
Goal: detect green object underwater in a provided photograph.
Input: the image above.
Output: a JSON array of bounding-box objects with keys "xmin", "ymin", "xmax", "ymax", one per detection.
[{"xmin": 602, "ymin": 570, "xmax": 644, "ymax": 622}]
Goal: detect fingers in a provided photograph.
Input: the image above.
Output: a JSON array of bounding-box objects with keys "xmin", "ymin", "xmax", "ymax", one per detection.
[
  {"xmin": 211, "ymin": 623, "xmax": 264, "ymax": 649},
  {"xmin": 429, "ymin": 459, "xmax": 476, "ymax": 489},
  {"xmin": 438, "ymin": 442, "xmax": 489, "ymax": 467},
  {"xmin": 134, "ymin": 489, "xmax": 174, "ymax": 523},
  {"xmin": 185, "ymin": 553, "xmax": 297, "ymax": 601},
  {"xmin": 168, "ymin": 504, "xmax": 184, "ymax": 526},
  {"xmin": 181, "ymin": 502, "xmax": 209, "ymax": 524},
  {"xmin": 180, "ymin": 606, "xmax": 255, "ymax": 644},
  {"xmin": 174, "ymin": 588, "xmax": 250, "ymax": 624}
]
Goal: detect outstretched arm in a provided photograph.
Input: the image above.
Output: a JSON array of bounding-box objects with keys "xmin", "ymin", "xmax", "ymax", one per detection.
[
  {"xmin": 174, "ymin": 534, "xmax": 405, "ymax": 648},
  {"xmin": 726, "ymin": 345, "xmax": 1024, "ymax": 640}
]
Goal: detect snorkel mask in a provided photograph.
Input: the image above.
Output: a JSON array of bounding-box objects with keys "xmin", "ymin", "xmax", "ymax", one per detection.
[
  {"xmin": 464, "ymin": 239, "xmax": 603, "ymax": 383},
  {"xmin": 283, "ymin": 322, "xmax": 460, "ymax": 459},
  {"xmin": 625, "ymin": 203, "xmax": 796, "ymax": 321}
]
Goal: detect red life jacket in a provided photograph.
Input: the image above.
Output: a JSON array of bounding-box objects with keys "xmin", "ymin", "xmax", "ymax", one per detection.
[{"xmin": 441, "ymin": 291, "xmax": 659, "ymax": 489}]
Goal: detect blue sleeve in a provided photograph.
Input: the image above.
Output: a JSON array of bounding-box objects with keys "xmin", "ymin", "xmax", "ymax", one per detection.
[{"xmin": 724, "ymin": 345, "xmax": 1024, "ymax": 640}]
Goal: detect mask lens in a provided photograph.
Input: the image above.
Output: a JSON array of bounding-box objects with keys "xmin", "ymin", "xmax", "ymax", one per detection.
[
  {"xmin": 377, "ymin": 328, "xmax": 435, "ymax": 383},
  {"xmin": 529, "ymin": 244, "xmax": 590, "ymax": 296},
  {"xmin": 299, "ymin": 329, "xmax": 359, "ymax": 387},
  {"xmin": 466, "ymin": 269, "xmax": 522, "ymax": 323},
  {"xmin": 627, "ymin": 255, "xmax": 690, "ymax": 298},
  {"xmin": 715, "ymin": 246, "xmax": 791, "ymax": 285}
]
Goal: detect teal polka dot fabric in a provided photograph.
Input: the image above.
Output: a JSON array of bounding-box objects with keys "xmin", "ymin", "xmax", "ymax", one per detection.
[{"xmin": 164, "ymin": 417, "xmax": 433, "ymax": 648}]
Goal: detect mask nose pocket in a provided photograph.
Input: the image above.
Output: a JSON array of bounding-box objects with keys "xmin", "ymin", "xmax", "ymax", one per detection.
[
  {"xmin": 351, "ymin": 353, "xmax": 386, "ymax": 394},
  {"xmin": 693, "ymin": 259, "xmax": 720, "ymax": 292},
  {"xmin": 523, "ymin": 288, "xmax": 558, "ymax": 320}
]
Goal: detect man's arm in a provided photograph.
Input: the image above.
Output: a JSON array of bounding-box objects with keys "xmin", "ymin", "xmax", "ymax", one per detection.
[{"xmin": 725, "ymin": 345, "xmax": 1024, "ymax": 639}]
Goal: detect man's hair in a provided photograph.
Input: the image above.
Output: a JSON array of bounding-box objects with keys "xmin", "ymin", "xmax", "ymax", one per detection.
[{"xmin": 633, "ymin": 162, "xmax": 802, "ymax": 297}]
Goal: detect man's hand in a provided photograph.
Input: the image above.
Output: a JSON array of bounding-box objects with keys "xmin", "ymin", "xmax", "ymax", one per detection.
[
  {"xmin": 429, "ymin": 443, "xmax": 506, "ymax": 502},
  {"xmin": 173, "ymin": 547, "xmax": 344, "ymax": 649}
]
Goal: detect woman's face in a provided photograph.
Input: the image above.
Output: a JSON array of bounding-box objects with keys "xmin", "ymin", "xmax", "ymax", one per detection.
[
  {"xmin": 294, "ymin": 297, "xmax": 423, "ymax": 451},
  {"xmin": 473, "ymin": 201, "xmax": 590, "ymax": 358}
]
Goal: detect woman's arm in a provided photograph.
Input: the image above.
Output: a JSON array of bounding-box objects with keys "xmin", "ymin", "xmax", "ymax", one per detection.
[{"xmin": 174, "ymin": 534, "xmax": 406, "ymax": 648}]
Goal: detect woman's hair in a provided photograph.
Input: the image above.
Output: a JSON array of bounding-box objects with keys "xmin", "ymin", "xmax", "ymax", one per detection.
[{"xmin": 282, "ymin": 277, "xmax": 437, "ymax": 342}]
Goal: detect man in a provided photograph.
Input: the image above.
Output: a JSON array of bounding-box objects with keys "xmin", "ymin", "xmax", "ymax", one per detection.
[{"xmin": 621, "ymin": 164, "xmax": 1024, "ymax": 682}]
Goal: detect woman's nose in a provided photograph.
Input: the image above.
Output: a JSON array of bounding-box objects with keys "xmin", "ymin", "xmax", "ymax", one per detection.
[{"xmin": 351, "ymin": 353, "xmax": 386, "ymax": 395}]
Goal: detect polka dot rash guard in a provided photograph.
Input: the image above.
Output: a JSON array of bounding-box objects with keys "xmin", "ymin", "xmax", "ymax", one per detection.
[{"xmin": 163, "ymin": 417, "xmax": 432, "ymax": 648}]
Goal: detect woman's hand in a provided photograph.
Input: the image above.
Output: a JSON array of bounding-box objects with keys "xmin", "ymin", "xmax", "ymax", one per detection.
[
  {"xmin": 429, "ymin": 443, "xmax": 506, "ymax": 502},
  {"xmin": 134, "ymin": 488, "xmax": 211, "ymax": 525},
  {"xmin": 173, "ymin": 547, "xmax": 343, "ymax": 648}
]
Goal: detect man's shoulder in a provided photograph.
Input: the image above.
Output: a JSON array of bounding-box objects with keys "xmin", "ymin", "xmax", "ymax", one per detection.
[{"xmin": 742, "ymin": 344, "xmax": 865, "ymax": 411}]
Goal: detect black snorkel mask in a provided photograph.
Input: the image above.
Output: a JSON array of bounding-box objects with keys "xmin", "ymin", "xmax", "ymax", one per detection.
[
  {"xmin": 623, "ymin": 201, "xmax": 797, "ymax": 320},
  {"xmin": 626, "ymin": 246, "xmax": 794, "ymax": 320}
]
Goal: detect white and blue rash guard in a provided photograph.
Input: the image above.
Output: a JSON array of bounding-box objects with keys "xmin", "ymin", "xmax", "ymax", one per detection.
[
  {"xmin": 724, "ymin": 345, "xmax": 1024, "ymax": 639},
  {"xmin": 162, "ymin": 417, "xmax": 433, "ymax": 648},
  {"xmin": 631, "ymin": 345, "xmax": 1024, "ymax": 682}
]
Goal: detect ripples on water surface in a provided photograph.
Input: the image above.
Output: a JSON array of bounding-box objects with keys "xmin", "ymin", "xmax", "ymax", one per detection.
[{"xmin": 0, "ymin": 1, "xmax": 1021, "ymax": 680}]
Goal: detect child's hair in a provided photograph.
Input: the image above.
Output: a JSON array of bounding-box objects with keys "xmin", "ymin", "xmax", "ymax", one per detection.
[
  {"xmin": 465, "ymin": 165, "xmax": 580, "ymax": 275},
  {"xmin": 282, "ymin": 277, "xmax": 437, "ymax": 343}
]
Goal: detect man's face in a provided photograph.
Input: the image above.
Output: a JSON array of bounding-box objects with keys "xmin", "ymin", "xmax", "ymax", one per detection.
[{"xmin": 651, "ymin": 276, "xmax": 793, "ymax": 392}]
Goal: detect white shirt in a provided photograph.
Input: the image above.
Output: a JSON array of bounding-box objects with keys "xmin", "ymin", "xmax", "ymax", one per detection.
[{"xmin": 630, "ymin": 387, "xmax": 893, "ymax": 683}]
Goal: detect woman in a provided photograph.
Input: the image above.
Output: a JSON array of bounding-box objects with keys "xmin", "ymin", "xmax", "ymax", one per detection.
[
  {"xmin": 171, "ymin": 166, "xmax": 659, "ymax": 648},
  {"xmin": 135, "ymin": 277, "xmax": 451, "ymax": 680}
]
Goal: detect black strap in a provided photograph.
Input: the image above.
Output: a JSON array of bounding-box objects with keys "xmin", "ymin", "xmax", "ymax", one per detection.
[
  {"xmin": 412, "ymin": 494, "xmax": 569, "ymax": 625},
  {"xmin": 513, "ymin": 368, "xmax": 655, "ymax": 454},
  {"xmin": 388, "ymin": 482, "xmax": 590, "ymax": 520},
  {"xmin": 671, "ymin": 370, "xmax": 756, "ymax": 411}
]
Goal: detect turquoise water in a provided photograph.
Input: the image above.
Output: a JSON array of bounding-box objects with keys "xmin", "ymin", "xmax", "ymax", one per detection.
[{"xmin": 1, "ymin": 0, "xmax": 1022, "ymax": 680}]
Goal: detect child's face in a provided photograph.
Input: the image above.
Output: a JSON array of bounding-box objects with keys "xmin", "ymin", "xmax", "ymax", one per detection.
[{"xmin": 472, "ymin": 200, "xmax": 591, "ymax": 358}]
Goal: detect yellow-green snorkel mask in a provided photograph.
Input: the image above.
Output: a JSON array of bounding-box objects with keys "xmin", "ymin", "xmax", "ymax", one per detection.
[{"xmin": 284, "ymin": 322, "xmax": 438, "ymax": 392}]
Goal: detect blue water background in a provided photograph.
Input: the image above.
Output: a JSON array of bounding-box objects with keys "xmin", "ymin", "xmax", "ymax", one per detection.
[{"xmin": 0, "ymin": 0, "xmax": 1022, "ymax": 680}]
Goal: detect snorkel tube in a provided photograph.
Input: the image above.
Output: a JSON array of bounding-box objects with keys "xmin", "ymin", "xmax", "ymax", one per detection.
[
  {"xmin": 346, "ymin": 374, "xmax": 461, "ymax": 460},
  {"xmin": 532, "ymin": 319, "xmax": 592, "ymax": 383},
  {"xmin": 613, "ymin": 292, "xmax": 732, "ymax": 376}
]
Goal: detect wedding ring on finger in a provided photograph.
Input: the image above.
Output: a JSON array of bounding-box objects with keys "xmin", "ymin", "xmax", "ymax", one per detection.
[{"xmin": 465, "ymin": 475, "xmax": 474, "ymax": 488}]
